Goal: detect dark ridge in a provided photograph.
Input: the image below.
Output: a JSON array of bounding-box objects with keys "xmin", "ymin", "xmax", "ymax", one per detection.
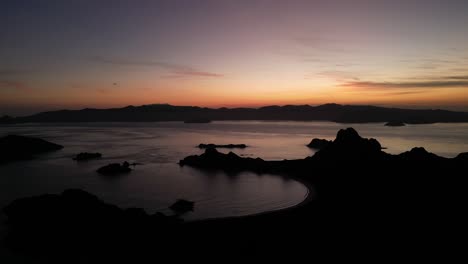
[
  {"xmin": 397, "ymin": 147, "xmax": 447, "ymax": 162},
  {"xmin": 0, "ymin": 135, "xmax": 63, "ymax": 163},
  {"xmin": 3, "ymin": 189, "xmax": 182, "ymax": 259},
  {"xmin": 5, "ymin": 103, "xmax": 468, "ymax": 124},
  {"xmin": 179, "ymin": 127, "xmax": 467, "ymax": 173},
  {"xmin": 184, "ymin": 118, "xmax": 212, "ymax": 123},
  {"xmin": 179, "ymin": 147, "xmax": 269, "ymax": 173},
  {"xmin": 385, "ymin": 121, "xmax": 406, "ymax": 126},
  {"xmin": 96, "ymin": 161, "xmax": 132, "ymax": 175},
  {"xmin": 169, "ymin": 199, "xmax": 195, "ymax": 214},
  {"xmin": 198, "ymin": 144, "xmax": 247, "ymax": 149},
  {"xmin": 0, "ymin": 115, "xmax": 14, "ymax": 124},
  {"xmin": 455, "ymin": 152, "xmax": 468, "ymax": 161},
  {"xmin": 306, "ymin": 138, "xmax": 331, "ymax": 149},
  {"xmin": 73, "ymin": 152, "xmax": 102, "ymax": 161},
  {"xmin": 311, "ymin": 127, "xmax": 384, "ymax": 162},
  {"xmin": 4, "ymin": 128, "xmax": 468, "ymax": 260}
]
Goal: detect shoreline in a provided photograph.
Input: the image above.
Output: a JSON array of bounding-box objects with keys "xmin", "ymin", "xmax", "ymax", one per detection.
[
  {"xmin": 4, "ymin": 120, "xmax": 468, "ymax": 126},
  {"xmin": 2, "ymin": 127, "xmax": 467, "ymax": 259},
  {"xmin": 187, "ymin": 173, "xmax": 316, "ymax": 224}
]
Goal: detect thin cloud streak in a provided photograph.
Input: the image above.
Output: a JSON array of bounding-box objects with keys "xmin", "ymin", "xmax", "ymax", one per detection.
[
  {"xmin": 383, "ymin": 90, "xmax": 426, "ymax": 96},
  {"xmin": 316, "ymin": 70, "xmax": 359, "ymax": 81},
  {"xmin": 173, "ymin": 69, "xmax": 223, "ymax": 78},
  {"xmin": 90, "ymin": 56, "xmax": 224, "ymax": 78},
  {"xmin": 294, "ymin": 36, "xmax": 357, "ymax": 54},
  {"xmin": 344, "ymin": 80, "xmax": 468, "ymax": 89},
  {"xmin": 0, "ymin": 80, "xmax": 27, "ymax": 90},
  {"xmin": 0, "ymin": 69, "xmax": 33, "ymax": 76},
  {"xmin": 342, "ymin": 75, "xmax": 468, "ymax": 89},
  {"xmin": 445, "ymin": 75, "xmax": 468, "ymax": 80}
]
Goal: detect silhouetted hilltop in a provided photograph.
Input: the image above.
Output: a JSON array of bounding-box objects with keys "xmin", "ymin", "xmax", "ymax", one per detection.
[
  {"xmin": 0, "ymin": 135, "xmax": 63, "ymax": 163},
  {"xmin": 198, "ymin": 143, "xmax": 247, "ymax": 149},
  {"xmin": 385, "ymin": 121, "xmax": 406, "ymax": 126},
  {"xmin": 307, "ymin": 138, "xmax": 331, "ymax": 149},
  {"xmin": 4, "ymin": 128, "xmax": 468, "ymax": 260},
  {"xmin": 180, "ymin": 127, "xmax": 468, "ymax": 177},
  {"xmin": 5, "ymin": 103, "xmax": 468, "ymax": 124},
  {"xmin": 0, "ymin": 115, "xmax": 13, "ymax": 123},
  {"xmin": 3, "ymin": 189, "xmax": 181, "ymax": 259}
]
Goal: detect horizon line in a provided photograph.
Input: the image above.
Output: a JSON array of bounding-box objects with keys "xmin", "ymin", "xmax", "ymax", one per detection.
[{"xmin": 6, "ymin": 102, "xmax": 468, "ymax": 118}]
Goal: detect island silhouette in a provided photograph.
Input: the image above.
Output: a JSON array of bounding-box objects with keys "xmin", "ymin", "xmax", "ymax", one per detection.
[
  {"xmin": 3, "ymin": 0, "xmax": 468, "ymax": 261},
  {"xmin": 3, "ymin": 128, "xmax": 467, "ymax": 260},
  {"xmin": 3, "ymin": 103, "xmax": 468, "ymax": 124}
]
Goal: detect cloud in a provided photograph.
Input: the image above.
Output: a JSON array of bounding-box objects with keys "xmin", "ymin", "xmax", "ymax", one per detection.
[
  {"xmin": 90, "ymin": 56, "xmax": 223, "ymax": 78},
  {"xmin": 445, "ymin": 75, "xmax": 468, "ymax": 80},
  {"xmin": 0, "ymin": 80, "xmax": 27, "ymax": 89},
  {"xmin": 382, "ymin": 90, "xmax": 426, "ymax": 96},
  {"xmin": 300, "ymin": 58, "xmax": 325, "ymax": 63},
  {"xmin": 343, "ymin": 79, "xmax": 468, "ymax": 89},
  {"xmin": 400, "ymin": 59, "xmax": 455, "ymax": 64},
  {"xmin": 422, "ymin": 59, "xmax": 455, "ymax": 64},
  {"xmin": 295, "ymin": 37, "xmax": 333, "ymax": 47},
  {"xmin": 0, "ymin": 70, "xmax": 32, "ymax": 90},
  {"xmin": 315, "ymin": 70, "xmax": 359, "ymax": 81},
  {"xmin": 450, "ymin": 68, "xmax": 468, "ymax": 72},
  {"xmin": 415, "ymin": 64, "xmax": 438, "ymax": 70},
  {"xmin": 172, "ymin": 69, "xmax": 222, "ymax": 78},
  {"xmin": 335, "ymin": 63, "xmax": 356, "ymax": 67},
  {"xmin": 294, "ymin": 37, "xmax": 355, "ymax": 53},
  {"xmin": 0, "ymin": 69, "xmax": 33, "ymax": 76},
  {"xmin": 95, "ymin": 88, "xmax": 110, "ymax": 94}
]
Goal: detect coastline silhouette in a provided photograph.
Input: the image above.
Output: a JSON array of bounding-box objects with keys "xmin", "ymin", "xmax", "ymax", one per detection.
[
  {"xmin": 3, "ymin": 103, "xmax": 468, "ymax": 124},
  {"xmin": 3, "ymin": 128, "xmax": 467, "ymax": 260},
  {"xmin": 2, "ymin": 0, "xmax": 468, "ymax": 261}
]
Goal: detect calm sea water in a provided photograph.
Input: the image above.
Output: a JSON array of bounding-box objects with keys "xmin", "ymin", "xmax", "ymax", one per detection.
[{"xmin": 1, "ymin": 121, "xmax": 468, "ymax": 224}]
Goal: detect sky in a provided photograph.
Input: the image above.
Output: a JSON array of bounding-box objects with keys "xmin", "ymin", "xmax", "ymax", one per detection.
[{"xmin": 1, "ymin": 0, "xmax": 468, "ymax": 116}]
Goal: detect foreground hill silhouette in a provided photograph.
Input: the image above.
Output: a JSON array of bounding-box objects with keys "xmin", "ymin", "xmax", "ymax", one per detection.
[
  {"xmin": 3, "ymin": 128, "xmax": 468, "ymax": 260},
  {"xmin": 0, "ymin": 135, "xmax": 63, "ymax": 163},
  {"xmin": 4, "ymin": 103, "xmax": 468, "ymax": 124}
]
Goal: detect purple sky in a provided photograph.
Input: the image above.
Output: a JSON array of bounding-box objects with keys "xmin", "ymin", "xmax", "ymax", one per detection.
[{"xmin": 1, "ymin": 0, "xmax": 468, "ymax": 115}]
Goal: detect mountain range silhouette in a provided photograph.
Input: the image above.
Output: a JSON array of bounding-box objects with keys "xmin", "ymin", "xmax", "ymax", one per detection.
[{"xmin": 3, "ymin": 103, "xmax": 468, "ymax": 124}]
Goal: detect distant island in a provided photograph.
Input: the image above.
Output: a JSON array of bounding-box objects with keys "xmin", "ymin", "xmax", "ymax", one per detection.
[
  {"xmin": 0, "ymin": 135, "xmax": 64, "ymax": 163},
  {"xmin": 198, "ymin": 144, "xmax": 247, "ymax": 149},
  {"xmin": 385, "ymin": 121, "xmax": 406, "ymax": 127},
  {"xmin": 183, "ymin": 118, "xmax": 212, "ymax": 123},
  {"xmin": 5, "ymin": 128, "xmax": 467, "ymax": 260},
  {"xmin": 2, "ymin": 103, "xmax": 468, "ymax": 124},
  {"xmin": 307, "ymin": 138, "xmax": 332, "ymax": 149}
]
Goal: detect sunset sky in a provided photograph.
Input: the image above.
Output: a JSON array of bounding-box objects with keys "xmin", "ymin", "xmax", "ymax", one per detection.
[{"xmin": 1, "ymin": 0, "xmax": 468, "ymax": 115}]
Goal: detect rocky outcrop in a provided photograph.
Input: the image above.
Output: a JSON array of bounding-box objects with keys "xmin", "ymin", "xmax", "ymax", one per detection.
[
  {"xmin": 0, "ymin": 115, "xmax": 13, "ymax": 123},
  {"xmin": 10, "ymin": 103, "xmax": 468, "ymax": 124},
  {"xmin": 198, "ymin": 144, "xmax": 247, "ymax": 149},
  {"xmin": 180, "ymin": 147, "xmax": 268, "ymax": 173},
  {"xmin": 310, "ymin": 128, "xmax": 386, "ymax": 162},
  {"xmin": 306, "ymin": 138, "xmax": 331, "ymax": 149},
  {"xmin": 169, "ymin": 199, "xmax": 195, "ymax": 214},
  {"xmin": 180, "ymin": 128, "xmax": 391, "ymax": 173},
  {"xmin": 96, "ymin": 161, "xmax": 132, "ymax": 175},
  {"xmin": 4, "ymin": 189, "xmax": 123, "ymax": 224},
  {"xmin": 184, "ymin": 119, "xmax": 211, "ymax": 123},
  {"xmin": 455, "ymin": 152, "xmax": 468, "ymax": 161},
  {"xmin": 385, "ymin": 121, "xmax": 406, "ymax": 127},
  {"xmin": 3, "ymin": 189, "xmax": 181, "ymax": 255},
  {"xmin": 0, "ymin": 135, "xmax": 63, "ymax": 163},
  {"xmin": 73, "ymin": 152, "xmax": 102, "ymax": 161},
  {"xmin": 4, "ymin": 128, "xmax": 468, "ymax": 260},
  {"xmin": 181, "ymin": 127, "xmax": 467, "ymax": 173},
  {"xmin": 397, "ymin": 147, "xmax": 447, "ymax": 162}
]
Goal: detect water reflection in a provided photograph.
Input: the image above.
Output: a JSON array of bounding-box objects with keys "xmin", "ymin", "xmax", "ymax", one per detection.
[{"xmin": 1, "ymin": 121, "xmax": 467, "ymax": 221}]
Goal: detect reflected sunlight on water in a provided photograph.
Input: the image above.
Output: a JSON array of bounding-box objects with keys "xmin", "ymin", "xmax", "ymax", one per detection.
[{"xmin": 1, "ymin": 121, "xmax": 467, "ymax": 221}]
